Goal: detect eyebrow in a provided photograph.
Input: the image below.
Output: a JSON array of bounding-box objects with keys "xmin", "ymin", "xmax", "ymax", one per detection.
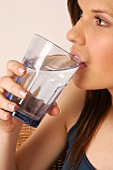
[{"xmin": 91, "ymin": 9, "xmax": 113, "ymax": 18}]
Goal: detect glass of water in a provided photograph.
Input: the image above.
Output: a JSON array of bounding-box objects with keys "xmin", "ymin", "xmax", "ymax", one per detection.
[{"xmin": 5, "ymin": 34, "xmax": 81, "ymax": 127}]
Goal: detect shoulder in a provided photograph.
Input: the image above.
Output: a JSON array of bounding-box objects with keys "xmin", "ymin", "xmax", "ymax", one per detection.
[{"xmin": 56, "ymin": 79, "xmax": 86, "ymax": 132}]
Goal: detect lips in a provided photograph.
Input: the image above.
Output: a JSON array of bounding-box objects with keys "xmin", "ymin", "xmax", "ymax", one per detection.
[
  {"xmin": 70, "ymin": 47, "xmax": 87, "ymax": 68},
  {"xmin": 80, "ymin": 62, "xmax": 87, "ymax": 68}
]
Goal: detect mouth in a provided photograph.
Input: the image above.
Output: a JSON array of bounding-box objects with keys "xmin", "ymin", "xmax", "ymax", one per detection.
[
  {"xmin": 71, "ymin": 56, "xmax": 87, "ymax": 69},
  {"xmin": 70, "ymin": 47, "xmax": 87, "ymax": 69},
  {"xmin": 80, "ymin": 62, "xmax": 87, "ymax": 68}
]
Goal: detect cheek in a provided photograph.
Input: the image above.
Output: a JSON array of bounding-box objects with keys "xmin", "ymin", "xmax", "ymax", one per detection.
[
  {"xmin": 73, "ymin": 34, "xmax": 113, "ymax": 89},
  {"xmin": 88, "ymin": 36, "xmax": 113, "ymax": 68}
]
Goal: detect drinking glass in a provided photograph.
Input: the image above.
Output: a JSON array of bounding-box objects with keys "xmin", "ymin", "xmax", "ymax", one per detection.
[{"xmin": 5, "ymin": 34, "xmax": 80, "ymax": 127}]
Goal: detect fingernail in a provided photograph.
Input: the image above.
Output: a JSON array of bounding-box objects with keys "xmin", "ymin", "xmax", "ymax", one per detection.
[
  {"xmin": 19, "ymin": 90, "xmax": 27, "ymax": 98},
  {"xmin": 4, "ymin": 114, "xmax": 9, "ymax": 120},
  {"xmin": 7, "ymin": 103, "xmax": 15, "ymax": 111},
  {"xmin": 18, "ymin": 68, "xmax": 25, "ymax": 74}
]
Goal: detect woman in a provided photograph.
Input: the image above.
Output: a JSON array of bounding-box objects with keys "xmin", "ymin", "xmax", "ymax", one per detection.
[{"xmin": 0, "ymin": 0, "xmax": 113, "ymax": 169}]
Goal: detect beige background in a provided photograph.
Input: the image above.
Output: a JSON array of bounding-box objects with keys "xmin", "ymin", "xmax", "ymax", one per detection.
[{"xmin": 0, "ymin": 0, "xmax": 71, "ymax": 75}]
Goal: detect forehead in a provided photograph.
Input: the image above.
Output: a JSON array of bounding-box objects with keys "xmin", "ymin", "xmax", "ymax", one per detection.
[{"xmin": 78, "ymin": 0, "xmax": 113, "ymax": 11}]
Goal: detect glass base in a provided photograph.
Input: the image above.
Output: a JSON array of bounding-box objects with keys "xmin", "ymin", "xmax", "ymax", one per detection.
[{"xmin": 10, "ymin": 110, "xmax": 40, "ymax": 128}]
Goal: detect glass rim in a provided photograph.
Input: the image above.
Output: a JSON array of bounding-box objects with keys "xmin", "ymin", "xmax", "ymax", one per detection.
[{"xmin": 34, "ymin": 33, "xmax": 80, "ymax": 63}]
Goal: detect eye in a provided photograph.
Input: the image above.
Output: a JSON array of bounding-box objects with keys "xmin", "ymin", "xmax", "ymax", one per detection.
[
  {"xmin": 76, "ymin": 9, "xmax": 83, "ymax": 23},
  {"xmin": 76, "ymin": 3, "xmax": 83, "ymax": 21},
  {"xmin": 79, "ymin": 10, "xmax": 83, "ymax": 18},
  {"xmin": 95, "ymin": 16, "xmax": 108, "ymax": 26}
]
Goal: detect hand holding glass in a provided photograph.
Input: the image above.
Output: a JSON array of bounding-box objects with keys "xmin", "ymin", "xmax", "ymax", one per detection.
[{"xmin": 5, "ymin": 34, "xmax": 80, "ymax": 127}]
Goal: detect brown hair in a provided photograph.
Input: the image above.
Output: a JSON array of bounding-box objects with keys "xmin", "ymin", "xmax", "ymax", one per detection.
[{"xmin": 67, "ymin": 0, "xmax": 112, "ymax": 169}]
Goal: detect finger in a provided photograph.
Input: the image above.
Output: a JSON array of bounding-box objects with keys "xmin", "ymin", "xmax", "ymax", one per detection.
[
  {"xmin": 48, "ymin": 102, "xmax": 61, "ymax": 116},
  {"xmin": 6, "ymin": 60, "xmax": 26, "ymax": 78},
  {"xmin": 0, "ymin": 94, "xmax": 17, "ymax": 112},
  {"xmin": 0, "ymin": 76, "xmax": 27, "ymax": 98},
  {"xmin": 0, "ymin": 86, "xmax": 5, "ymax": 93},
  {"xmin": 0, "ymin": 109, "xmax": 11, "ymax": 120}
]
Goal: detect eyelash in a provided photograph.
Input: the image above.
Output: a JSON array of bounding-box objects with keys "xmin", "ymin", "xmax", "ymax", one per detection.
[
  {"xmin": 78, "ymin": 12, "xmax": 109, "ymax": 27},
  {"xmin": 79, "ymin": 10, "xmax": 83, "ymax": 18},
  {"xmin": 95, "ymin": 16, "xmax": 108, "ymax": 26}
]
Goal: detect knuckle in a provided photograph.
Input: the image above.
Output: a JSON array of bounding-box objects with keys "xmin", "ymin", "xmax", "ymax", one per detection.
[
  {"xmin": 6, "ymin": 60, "xmax": 16, "ymax": 68},
  {"xmin": 0, "ymin": 76, "xmax": 8, "ymax": 86},
  {"xmin": 7, "ymin": 60, "xmax": 25, "ymax": 77},
  {"xmin": 0, "ymin": 95, "xmax": 5, "ymax": 109},
  {"xmin": 10, "ymin": 82, "xmax": 21, "ymax": 91},
  {"xmin": 7, "ymin": 60, "xmax": 22, "ymax": 70},
  {"xmin": 0, "ymin": 94, "xmax": 14, "ymax": 111},
  {"xmin": 0, "ymin": 76, "xmax": 19, "ymax": 93}
]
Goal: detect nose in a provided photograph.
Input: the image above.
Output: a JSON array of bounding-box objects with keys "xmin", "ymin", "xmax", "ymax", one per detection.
[{"xmin": 66, "ymin": 21, "xmax": 86, "ymax": 46}]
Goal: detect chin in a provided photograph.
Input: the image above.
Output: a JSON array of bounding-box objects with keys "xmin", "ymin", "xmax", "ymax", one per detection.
[
  {"xmin": 72, "ymin": 79, "xmax": 86, "ymax": 90},
  {"xmin": 72, "ymin": 76, "xmax": 87, "ymax": 89},
  {"xmin": 72, "ymin": 77, "xmax": 94, "ymax": 90}
]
